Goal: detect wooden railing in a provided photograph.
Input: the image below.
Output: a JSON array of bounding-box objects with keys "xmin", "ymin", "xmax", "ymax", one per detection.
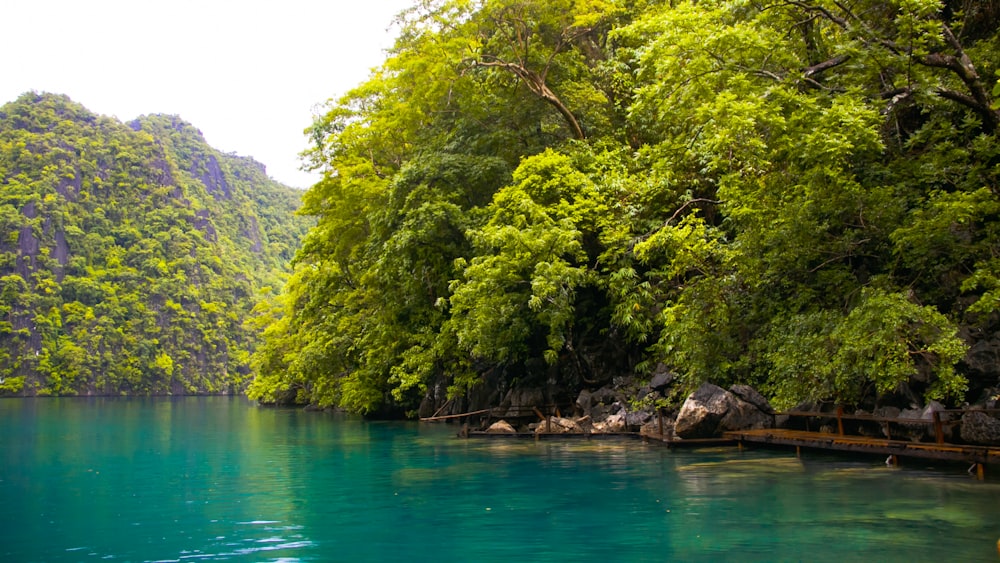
[{"xmin": 778, "ymin": 407, "xmax": 1000, "ymax": 445}]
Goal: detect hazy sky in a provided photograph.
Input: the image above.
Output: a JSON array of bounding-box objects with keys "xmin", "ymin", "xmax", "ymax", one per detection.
[{"xmin": 2, "ymin": 0, "xmax": 413, "ymax": 188}]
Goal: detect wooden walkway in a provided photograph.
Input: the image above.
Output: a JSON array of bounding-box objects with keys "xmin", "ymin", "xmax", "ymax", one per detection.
[
  {"xmin": 429, "ymin": 402, "xmax": 1000, "ymax": 478},
  {"xmin": 724, "ymin": 428, "xmax": 1000, "ymax": 477}
]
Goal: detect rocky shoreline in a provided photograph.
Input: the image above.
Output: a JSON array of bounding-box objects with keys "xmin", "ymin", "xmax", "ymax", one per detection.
[{"xmin": 475, "ymin": 380, "xmax": 1000, "ymax": 447}]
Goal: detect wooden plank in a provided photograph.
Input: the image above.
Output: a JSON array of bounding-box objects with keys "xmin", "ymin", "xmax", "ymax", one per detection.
[{"xmin": 428, "ymin": 399, "xmax": 453, "ymax": 420}]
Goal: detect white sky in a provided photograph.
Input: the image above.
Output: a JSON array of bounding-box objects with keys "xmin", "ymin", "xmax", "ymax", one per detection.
[{"xmin": 2, "ymin": 0, "xmax": 413, "ymax": 189}]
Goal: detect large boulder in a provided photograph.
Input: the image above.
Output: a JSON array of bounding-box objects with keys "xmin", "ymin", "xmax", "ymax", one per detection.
[
  {"xmin": 534, "ymin": 416, "xmax": 583, "ymax": 434},
  {"xmin": 639, "ymin": 416, "xmax": 675, "ymax": 440},
  {"xmin": 729, "ymin": 385, "xmax": 773, "ymax": 414},
  {"xmin": 485, "ymin": 420, "xmax": 517, "ymax": 434},
  {"xmin": 593, "ymin": 412, "xmax": 626, "ymax": 433},
  {"xmin": 675, "ymin": 383, "xmax": 774, "ymax": 439},
  {"xmin": 960, "ymin": 411, "xmax": 1000, "ymax": 445},
  {"xmin": 674, "ymin": 383, "xmax": 738, "ymax": 439}
]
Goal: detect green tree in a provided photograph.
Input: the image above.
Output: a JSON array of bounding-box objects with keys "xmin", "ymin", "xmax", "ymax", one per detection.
[{"xmin": 254, "ymin": 0, "xmax": 998, "ymax": 414}]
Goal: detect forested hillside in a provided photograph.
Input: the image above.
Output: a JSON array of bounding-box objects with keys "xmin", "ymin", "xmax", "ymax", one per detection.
[
  {"xmin": 254, "ymin": 0, "xmax": 1000, "ymax": 416},
  {"xmin": 0, "ymin": 92, "xmax": 309, "ymax": 396}
]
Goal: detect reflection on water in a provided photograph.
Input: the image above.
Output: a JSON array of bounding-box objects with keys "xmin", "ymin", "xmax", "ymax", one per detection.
[{"xmin": 1, "ymin": 397, "xmax": 997, "ymax": 562}]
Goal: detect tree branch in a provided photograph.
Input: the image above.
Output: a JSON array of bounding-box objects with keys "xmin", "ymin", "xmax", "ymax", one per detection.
[
  {"xmin": 470, "ymin": 57, "xmax": 587, "ymax": 140},
  {"xmin": 803, "ymin": 54, "xmax": 850, "ymax": 78},
  {"xmin": 918, "ymin": 24, "xmax": 999, "ymax": 132}
]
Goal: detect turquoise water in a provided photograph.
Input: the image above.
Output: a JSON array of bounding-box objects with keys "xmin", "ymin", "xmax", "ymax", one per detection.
[{"xmin": 1, "ymin": 397, "xmax": 997, "ymax": 562}]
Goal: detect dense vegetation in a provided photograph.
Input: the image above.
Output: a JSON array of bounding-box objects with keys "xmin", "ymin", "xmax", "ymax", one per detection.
[
  {"xmin": 0, "ymin": 92, "xmax": 309, "ymax": 396},
  {"xmin": 249, "ymin": 0, "xmax": 1000, "ymax": 416}
]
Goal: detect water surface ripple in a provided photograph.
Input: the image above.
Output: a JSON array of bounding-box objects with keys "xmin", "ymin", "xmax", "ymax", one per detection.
[{"xmin": 1, "ymin": 397, "xmax": 997, "ymax": 561}]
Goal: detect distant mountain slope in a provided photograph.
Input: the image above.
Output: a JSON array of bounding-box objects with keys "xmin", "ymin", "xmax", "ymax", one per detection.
[{"xmin": 0, "ymin": 92, "xmax": 309, "ymax": 396}]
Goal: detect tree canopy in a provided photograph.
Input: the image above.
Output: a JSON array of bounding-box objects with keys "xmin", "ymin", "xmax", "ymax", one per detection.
[{"xmin": 252, "ymin": 0, "xmax": 999, "ymax": 414}]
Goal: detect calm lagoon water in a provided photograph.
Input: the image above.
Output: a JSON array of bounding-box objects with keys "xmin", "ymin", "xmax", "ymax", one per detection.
[{"xmin": 1, "ymin": 397, "xmax": 997, "ymax": 562}]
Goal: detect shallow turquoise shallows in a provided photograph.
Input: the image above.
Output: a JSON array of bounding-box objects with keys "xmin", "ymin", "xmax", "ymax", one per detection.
[{"xmin": 1, "ymin": 397, "xmax": 998, "ymax": 562}]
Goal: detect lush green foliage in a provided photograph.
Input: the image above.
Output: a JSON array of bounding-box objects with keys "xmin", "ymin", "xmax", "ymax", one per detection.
[
  {"xmin": 253, "ymin": 0, "xmax": 1000, "ymax": 413},
  {"xmin": 0, "ymin": 92, "xmax": 308, "ymax": 396}
]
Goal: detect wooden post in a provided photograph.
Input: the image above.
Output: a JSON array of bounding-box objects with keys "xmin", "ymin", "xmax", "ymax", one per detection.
[
  {"xmin": 932, "ymin": 411, "xmax": 944, "ymax": 445},
  {"xmin": 796, "ymin": 446, "xmax": 801, "ymax": 458},
  {"xmin": 976, "ymin": 463, "xmax": 985, "ymax": 481},
  {"xmin": 836, "ymin": 406, "xmax": 845, "ymax": 436}
]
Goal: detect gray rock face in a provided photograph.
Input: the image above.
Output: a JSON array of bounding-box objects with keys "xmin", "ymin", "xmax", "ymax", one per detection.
[
  {"xmin": 649, "ymin": 364, "xmax": 675, "ymax": 391},
  {"xmin": 899, "ymin": 401, "xmax": 953, "ymax": 442},
  {"xmin": 626, "ymin": 410, "xmax": 653, "ymax": 428},
  {"xmin": 591, "ymin": 386, "xmax": 620, "ymax": 406},
  {"xmin": 960, "ymin": 411, "xmax": 1000, "ymax": 445},
  {"xmin": 984, "ymin": 388, "xmax": 1000, "ymax": 409},
  {"xmin": 500, "ymin": 387, "xmax": 545, "ymax": 417},
  {"xmin": 418, "ymin": 394, "xmax": 436, "ymax": 419},
  {"xmin": 675, "ymin": 383, "xmax": 774, "ymax": 439},
  {"xmin": 719, "ymin": 394, "xmax": 772, "ymax": 432},
  {"xmin": 962, "ymin": 336, "xmax": 1000, "ymax": 388},
  {"xmin": 873, "ymin": 406, "xmax": 901, "ymax": 419},
  {"xmin": 485, "ymin": 420, "xmax": 517, "ymax": 434},
  {"xmin": 729, "ymin": 385, "xmax": 773, "ymax": 414},
  {"xmin": 897, "ymin": 407, "xmax": 928, "ymax": 441},
  {"xmin": 922, "ymin": 401, "xmax": 946, "ymax": 418}
]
